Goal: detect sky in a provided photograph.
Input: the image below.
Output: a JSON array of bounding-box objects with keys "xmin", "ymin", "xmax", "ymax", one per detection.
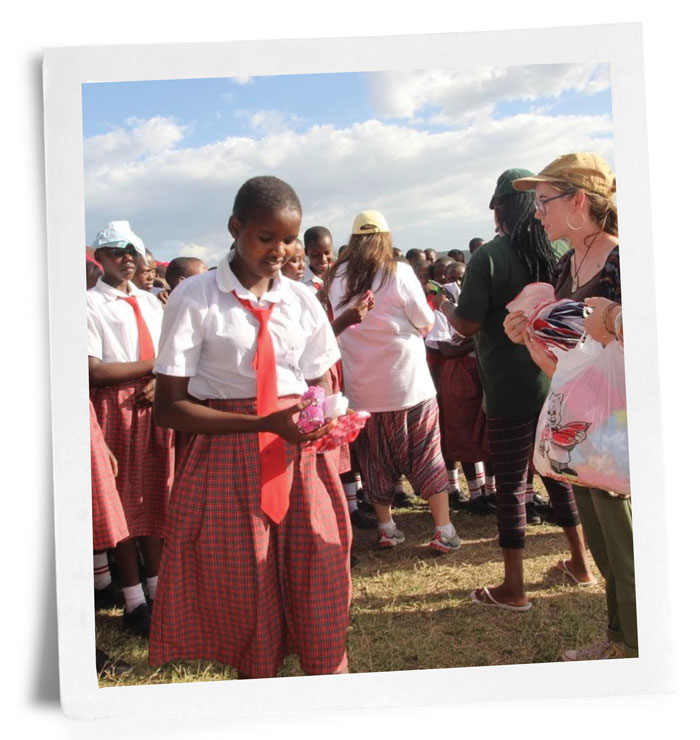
[{"xmin": 82, "ymin": 64, "xmax": 614, "ymax": 265}]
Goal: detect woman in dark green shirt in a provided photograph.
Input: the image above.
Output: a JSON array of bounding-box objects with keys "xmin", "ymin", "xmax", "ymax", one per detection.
[{"xmin": 436, "ymin": 169, "xmax": 594, "ymax": 611}]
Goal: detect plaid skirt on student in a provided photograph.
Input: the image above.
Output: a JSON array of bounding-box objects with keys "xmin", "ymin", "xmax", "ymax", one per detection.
[
  {"xmin": 437, "ymin": 354, "xmax": 489, "ymax": 463},
  {"xmin": 354, "ymin": 397, "xmax": 448, "ymax": 505},
  {"xmin": 148, "ymin": 397, "xmax": 352, "ymax": 679},
  {"xmin": 326, "ymin": 360, "xmax": 351, "ymax": 474},
  {"xmin": 90, "ymin": 378, "xmax": 175, "ymax": 539},
  {"xmin": 90, "ymin": 400, "xmax": 129, "ymax": 551}
]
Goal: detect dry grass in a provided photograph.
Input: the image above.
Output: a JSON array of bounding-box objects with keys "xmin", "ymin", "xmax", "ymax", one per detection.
[{"xmin": 96, "ymin": 477, "xmax": 607, "ymax": 686}]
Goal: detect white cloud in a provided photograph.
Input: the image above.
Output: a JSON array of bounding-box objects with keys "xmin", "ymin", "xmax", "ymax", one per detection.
[
  {"xmin": 368, "ymin": 63, "xmax": 610, "ymax": 124},
  {"xmin": 84, "ymin": 107, "xmax": 614, "ymax": 261},
  {"xmin": 84, "ymin": 116, "xmax": 186, "ymax": 173},
  {"xmin": 230, "ymin": 76, "xmax": 253, "ymax": 85}
]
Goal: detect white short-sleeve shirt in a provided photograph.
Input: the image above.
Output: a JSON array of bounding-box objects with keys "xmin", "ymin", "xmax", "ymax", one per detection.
[
  {"xmin": 327, "ymin": 260, "xmax": 436, "ymax": 412},
  {"xmin": 87, "ymin": 279, "xmax": 164, "ymax": 362},
  {"xmin": 155, "ymin": 252, "xmax": 341, "ymax": 400}
]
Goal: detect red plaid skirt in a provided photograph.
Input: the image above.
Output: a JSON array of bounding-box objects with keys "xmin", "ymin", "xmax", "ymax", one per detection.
[
  {"xmin": 326, "ymin": 361, "xmax": 351, "ymax": 474},
  {"xmin": 90, "ymin": 400, "xmax": 129, "ymax": 550},
  {"xmin": 148, "ymin": 397, "xmax": 352, "ymax": 678},
  {"xmin": 90, "ymin": 378, "xmax": 175, "ymax": 538},
  {"xmin": 354, "ymin": 397, "xmax": 448, "ymax": 505},
  {"xmin": 437, "ymin": 354, "xmax": 489, "ymax": 463}
]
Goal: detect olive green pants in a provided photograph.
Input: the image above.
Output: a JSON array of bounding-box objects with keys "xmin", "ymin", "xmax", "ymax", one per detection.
[{"xmin": 572, "ymin": 486, "xmax": 638, "ymax": 657}]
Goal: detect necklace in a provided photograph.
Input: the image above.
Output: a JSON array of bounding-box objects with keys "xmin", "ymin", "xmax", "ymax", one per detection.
[{"xmin": 571, "ymin": 237, "xmax": 596, "ymax": 291}]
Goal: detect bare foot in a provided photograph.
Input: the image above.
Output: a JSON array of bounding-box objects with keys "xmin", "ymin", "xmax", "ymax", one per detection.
[
  {"xmin": 557, "ymin": 559, "xmax": 597, "ymax": 585},
  {"xmin": 472, "ymin": 584, "xmax": 529, "ymax": 608}
]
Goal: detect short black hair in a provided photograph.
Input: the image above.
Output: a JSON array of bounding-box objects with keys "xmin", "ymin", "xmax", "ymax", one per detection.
[
  {"xmin": 447, "ymin": 249, "xmax": 464, "ymax": 261},
  {"xmin": 165, "ymin": 257, "xmax": 206, "ymax": 287},
  {"xmin": 303, "ymin": 226, "xmax": 332, "ymax": 251},
  {"xmin": 405, "ymin": 248, "xmax": 426, "ymax": 262},
  {"xmin": 232, "ymin": 176, "xmax": 302, "ymax": 225},
  {"xmin": 468, "ymin": 237, "xmax": 484, "ymax": 252}
]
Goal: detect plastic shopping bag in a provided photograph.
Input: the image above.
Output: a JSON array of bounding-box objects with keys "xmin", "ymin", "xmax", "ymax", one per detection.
[{"xmin": 533, "ymin": 335, "xmax": 630, "ymax": 495}]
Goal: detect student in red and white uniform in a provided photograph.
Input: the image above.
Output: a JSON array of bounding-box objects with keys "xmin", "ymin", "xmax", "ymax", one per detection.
[
  {"xmin": 88, "ymin": 220, "xmax": 175, "ymax": 638},
  {"xmin": 149, "ymin": 176, "xmax": 352, "ymax": 679}
]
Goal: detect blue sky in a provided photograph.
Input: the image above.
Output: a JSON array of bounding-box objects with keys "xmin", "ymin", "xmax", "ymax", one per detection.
[{"xmin": 82, "ymin": 64, "xmax": 614, "ymax": 263}]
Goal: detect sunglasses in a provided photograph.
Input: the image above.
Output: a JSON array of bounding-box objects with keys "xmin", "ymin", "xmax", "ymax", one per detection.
[{"xmin": 97, "ymin": 245, "xmax": 138, "ymax": 259}]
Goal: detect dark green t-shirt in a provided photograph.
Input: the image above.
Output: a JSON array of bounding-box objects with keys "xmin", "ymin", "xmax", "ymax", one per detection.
[{"xmin": 456, "ymin": 235, "xmax": 550, "ymax": 418}]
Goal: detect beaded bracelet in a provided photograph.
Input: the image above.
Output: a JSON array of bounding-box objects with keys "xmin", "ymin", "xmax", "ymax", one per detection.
[{"xmin": 602, "ymin": 302, "xmax": 619, "ymax": 336}]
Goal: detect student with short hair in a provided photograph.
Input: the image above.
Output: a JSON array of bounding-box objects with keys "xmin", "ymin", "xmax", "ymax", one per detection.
[
  {"xmin": 149, "ymin": 176, "xmax": 352, "ymax": 678},
  {"xmin": 281, "ymin": 239, "xmax": 306, "ymax": 281},
  {"xmin": 302, "ymin": 225, "xmax": 334, "ymax": 292},
  {"xmin": 132, "ymin": 249, "xmax": 158, "ymax": 293},
  {"xmin": 88, "ymin": 221, "xmax": 175, "ymax": 637}
]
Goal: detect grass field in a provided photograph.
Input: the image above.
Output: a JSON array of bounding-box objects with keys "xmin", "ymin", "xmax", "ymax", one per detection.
[{"xmin": 96, "ymin": 481, "xmax": 608, "ymax": 686}]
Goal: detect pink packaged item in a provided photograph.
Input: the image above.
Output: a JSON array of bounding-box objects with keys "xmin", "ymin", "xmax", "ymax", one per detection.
[
  {"xmin": 296, "ymin": 386, "xmax": 326, "ymax": 433},
  {"xmin": 313, "ymin": 411, "xmax": 371, "ymax": 452},
  {"xmin": 506, "ymin": 282, "xmax": 555, "ymax": 315}
]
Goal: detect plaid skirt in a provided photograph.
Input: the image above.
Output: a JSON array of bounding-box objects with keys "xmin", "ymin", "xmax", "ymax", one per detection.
[
  {"xmin": 354, "ymin": 396, "xmax": 448, "ymax": 505},
  {"xmin": 90, "ymin": 400, "xmax": 129, "ymax": 551},
  {"xmin": 148, "ymin": 397, "xmax": 352, "ymax": 678},
  {"xmin": 90, "ymin": 378, "xmax": 175, "ymax": 538},
  {"xmin": 437, "ymin": 354, "xmax": 489, "ymax": 463},
  {"xmin": 326, "ymin": 361, "xmax": 351, "ymax": 474}
]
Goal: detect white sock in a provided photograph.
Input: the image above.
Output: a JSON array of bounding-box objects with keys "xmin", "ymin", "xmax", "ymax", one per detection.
[
  {"xmin": 379, "ymin": 518, "xmax": 396, "ymax": 532},
  {"xmin": 93, "ymin": 552, "xmax": 111, "ymax": 590},
  {"xmin": 343, "ymin": 482, "xmax": 359, "ymax": 512},
  {"xmin": 436, "ymin": 522, "xmax": 456, "ymax": 538},
  {"xmin": 467, "ymin": 478, "xmax": 483, "ymax": 499},
  {"xmin": 122, "ymin": 584, "xmax": 147, "ymax": 614},
  {"xmin": 525, "ymin": 481, "xmax": 534, "ymax": 503},
  {"xmin": 146, "ymin": 576, "xmax": 158, "ymax": 600},
  {"xmin": 354, "ymin": 473, "xmax": 363, "ymax": 490},
  {"xmin": 447, "ymin": 467, "xmax": 459, "ymax": 484},
  {"xmin": 475, "ymin": 461, "xmax": 486, "ymax": 487},
  {"xmin": 485, "ymin": 475, "xmax": 496, "ymax": 495}
]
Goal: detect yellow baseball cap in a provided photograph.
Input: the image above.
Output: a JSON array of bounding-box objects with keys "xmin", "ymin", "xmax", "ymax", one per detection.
[
  {"xmin": 352, "ymin": 210, "xmax": 390, "ymax": 235},
  {"xmin": 512, "ymin": 153, "xmax": 616, "ymax": 199}
]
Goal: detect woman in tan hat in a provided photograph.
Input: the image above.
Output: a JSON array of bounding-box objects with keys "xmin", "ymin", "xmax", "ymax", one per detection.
[
  {"xmin": 505, "ymin": 154, "xmax": 636, "ymax": 661},
  {"xmin": 434, "ymin": 169, "xmax": 594, "ymax": 612}
]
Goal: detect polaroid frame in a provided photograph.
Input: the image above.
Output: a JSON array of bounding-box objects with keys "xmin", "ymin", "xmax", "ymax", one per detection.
[{"xmin": 44, "ymin": 23, "xmax": 671, "ymax": 719}]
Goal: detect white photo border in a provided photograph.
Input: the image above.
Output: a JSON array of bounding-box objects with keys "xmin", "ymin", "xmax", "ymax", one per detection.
[{"xmin": 44, "ymin": 23, "xmax": 671, "ymax": 719}]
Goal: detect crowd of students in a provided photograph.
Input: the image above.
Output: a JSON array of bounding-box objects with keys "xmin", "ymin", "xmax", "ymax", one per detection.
[{"xmin": 88, "ymin": 151, "xmax": 635, "ymax": 679}]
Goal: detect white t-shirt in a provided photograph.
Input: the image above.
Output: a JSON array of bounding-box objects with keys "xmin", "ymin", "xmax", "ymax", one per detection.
[
  {"xmin": 327, "ymin": 260, "xmax": 436, "ymax": 412},
  {"xmin": 156, "ymin": 252, "xmax": 340, "ymax": 400},
  {"xmin": 87, "ymin": 279, "xmax": 164, "ymax": 362}
]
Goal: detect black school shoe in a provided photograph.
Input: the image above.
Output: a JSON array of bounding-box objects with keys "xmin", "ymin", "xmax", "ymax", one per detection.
[
  {"xmin": 526, "ymin": 501, "xmax": 542, "ymax": 525},
  {"xmin": 449, "ymin": 489, "xmax": 471, "ymax": 510},
  {"xmin": 393, "ymin": 490, "xmax": 419, "ymax": 508},
  {"xmin": 351, "ymin": 507, "xmax": 377, "ymax": 530},
  {"xmin": 122, "ymin": 602, "xmax": 151, "ymax": 639},
  {"xmin": 469, "ymin": 495, "xmax": 496, "ymax": 515},
  {"xmin": 94, "ymin": 582, "xmax": 124, "ymax": 610}
]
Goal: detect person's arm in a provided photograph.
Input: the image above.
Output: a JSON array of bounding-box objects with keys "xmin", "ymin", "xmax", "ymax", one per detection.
[
  {"xmin": 153, "ymin": 374, "xmax": 335, "ymax": 442},
  {"xmin": 437, "ymin": 336, "xmax": 474, "ymax": 358},
  {"xmin": 433, "ymin": 297, "xmax": 482, "ymax": 338},
  {"xmin": 88, "ymin": 356, "xmax": 155, "ymax": 386},
  {"xmin": 583, "ymin": 297, "xmax": 622, "ymax": 346},
  {"xmin": 523, "ymin": 332, "xmax": 557, "ymax": 378},
  {"xmin": 331, "ymin": 291, "xmax": 374, "ymax": 336}
]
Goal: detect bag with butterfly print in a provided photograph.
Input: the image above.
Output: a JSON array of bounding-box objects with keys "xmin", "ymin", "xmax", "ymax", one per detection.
[{"xmin": 533, "ymin": 334, "xmax": 631, "ymax": 496}]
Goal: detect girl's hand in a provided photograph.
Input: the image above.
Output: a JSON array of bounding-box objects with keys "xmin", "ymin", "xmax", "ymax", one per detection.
[
  {"xmin": 134, "ymin": 378, "xmax": 156, "ymax": 407},
  {"xmin": 261, "ymin": 398, "xmax": 337, "ymax": 444},
  {"xmin": 503, "ymin": 310, "xmax": 528, "ymax": 344},
  {"xmin": 523, "ymin": 331, "xmax": 558, "ymax": 378},
  {"xmin": 583, "ymin": 297, "xmax": 619, "ymax": 345}
]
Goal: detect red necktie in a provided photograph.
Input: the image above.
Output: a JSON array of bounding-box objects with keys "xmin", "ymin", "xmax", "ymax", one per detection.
[
  {"xmin": 235, "ymin": 293, "xmax": 290, "ymax": 524},
  {"xmin": 120, "ymin": 296, "xmax": 155, "ymax": 360}
]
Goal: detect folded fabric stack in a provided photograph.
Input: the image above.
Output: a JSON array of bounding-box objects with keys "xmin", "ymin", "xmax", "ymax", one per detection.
[{"xmin": 527, "ymin": 299, "xmax": 587, "ymax": 353}]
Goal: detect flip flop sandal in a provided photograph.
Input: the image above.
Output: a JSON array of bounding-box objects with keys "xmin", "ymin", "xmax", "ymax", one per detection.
[
  {"xmin": 557, "ymin": 560, "xmax": 598, "ymax": 587},
  {"xmin": 469, "ymin": 587, "xmax": 532, "ymax": 612}
]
